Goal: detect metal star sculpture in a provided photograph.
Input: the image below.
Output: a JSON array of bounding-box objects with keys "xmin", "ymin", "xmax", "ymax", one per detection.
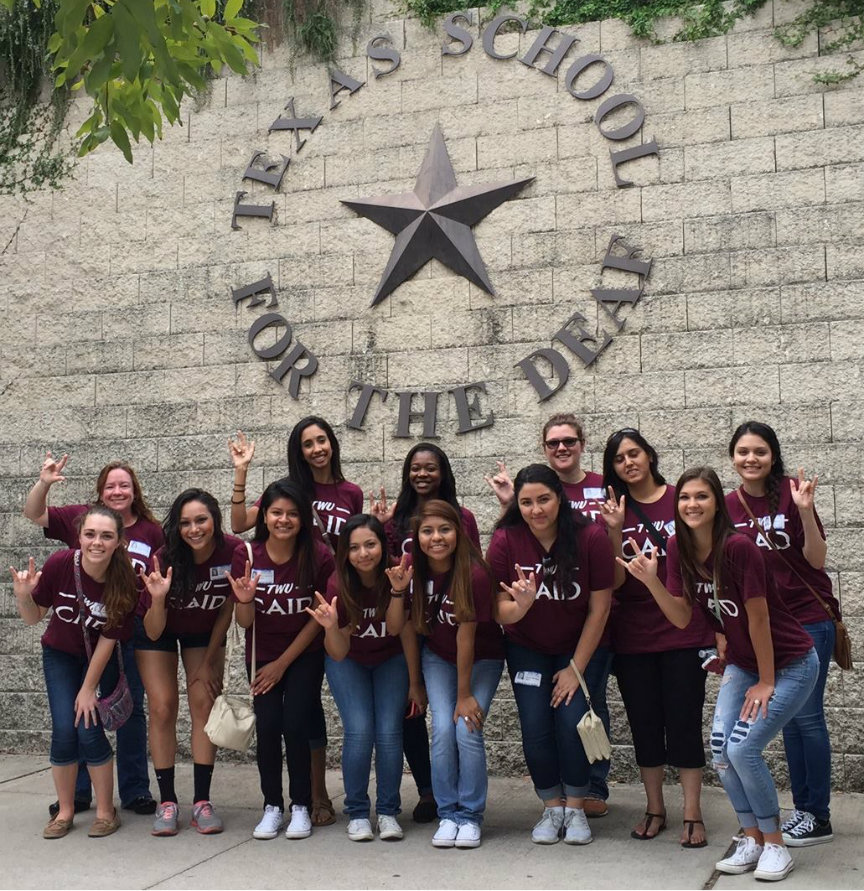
[{"xmin": 342, "ymin": 125, "xmax": 534, "ymax": 306}]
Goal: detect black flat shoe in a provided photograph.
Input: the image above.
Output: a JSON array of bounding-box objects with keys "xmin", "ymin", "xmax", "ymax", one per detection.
[
  {"xmin": 412, "ymin": 796, "xmax": 437, "ymax": 824},
  {"xmin": 681, "ymin": 819, "xmax": 708, "ymax": 848},
  {"xmin": 48, "ymin": 798, "xmax": 91, "ymax": 818},
  {"xmin": 123, "ymin": 795, "xmax": 157, "ymax": 815}
]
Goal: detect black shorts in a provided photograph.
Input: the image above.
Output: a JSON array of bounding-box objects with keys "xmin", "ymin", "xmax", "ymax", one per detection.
[{"xmin": 133, "ymin": 617, "xmax": 224, "ymax": 653}]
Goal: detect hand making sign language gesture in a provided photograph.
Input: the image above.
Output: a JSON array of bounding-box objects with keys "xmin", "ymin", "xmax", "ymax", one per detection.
[
  {"xmin": 483, "ymin": 459, "xmax": 514, "ymax": 507},
  {"xmin": 305, "ymin": 592, "xmax": 338, "ymax": 631},
  {"xmin": 600, "ymin": 485, "xmax": 626, "ymax": 531},
  {"xmin": 497, "ymin": 563, "xmax": 537, "ymax": 623},
  {"xmin": 789, "ymin": 467, "xmax": 818, "ymax": 513},
  {"xmin": 384, "ymin": 552, "xmax": 413, "ymax": 593},
  {"xmin": 225, "ymin": 560, "xmax": 260, "ymax": 604},
  {"xmin": 368, "ymin": 487, "xmax": 395, "ymax": 525}
]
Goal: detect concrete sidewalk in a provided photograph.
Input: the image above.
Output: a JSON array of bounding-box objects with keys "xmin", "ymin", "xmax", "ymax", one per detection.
[{"xmin": 0, "ymin": 755, "xmax": 860, "ymax": 890}]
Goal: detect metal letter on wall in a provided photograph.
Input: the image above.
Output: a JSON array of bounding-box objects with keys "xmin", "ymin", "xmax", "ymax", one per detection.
[
  {"xmin": 609, "ymin": 140, "xmax": 659, "ymax": 188},
  {"xmin": 232, "ymin": 191, "xmax": 275, "ymax": 229},
  {"xmin": 515, "ymin": 348, "xmax": 570, "ymax": 402},
  {"xmin": 268, "ymin": 98, "xmax": 323, "ymax": 152},
  {"xmin": 519, "ymin": 26, "xmax": 578, "ymax": 77},
  {"xmin": 449, "ymin": 382, "xmax": 494, "ymax": 433},
  {"xmin": 248, "ymin": 312, "xmax": 293, "ymax": 359},
  {"xmin": 269, "ymin": 342, "xmax": 319, "ymax": 398},
  {"xmin": 367, "ymin": 36, "xmax": 401, "ymax": 78},
  {"xmin": 243, "ymin": 151, "xmax": 290, "ymax": 190},
  {"xmin": 595, "ymin": 94, "xmax": 645, "ymax": 141},
  {"xmin": 232, "ymin": 272, "xmax": 278, "ymax": 309},
  {"xmin": 482, "ymin": 14, "xmax": 528, "ymax": 60},
  {"xmin": 564, "ymin": 54, "xmax": 614, "ymax": 101},
  {"xmin": 329, "ymin": 68, "xmax": 365, "ymax": 110},
  {"xmin": 395, "ymin": 391, "xmax": 440, "ymax": 439},
  {"xmin": 346, "ymin": 381, "xmax": 389, "ymax": 430},
  {"xmin": 553, "ymin": 312, "xmax": 613, "ymax": 367},
  {"xmin": 442, "ymin": 12, "xmax": 474, "ymax": 56}
]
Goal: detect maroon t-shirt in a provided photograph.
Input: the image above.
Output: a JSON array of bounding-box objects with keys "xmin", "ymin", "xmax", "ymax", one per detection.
[
  {"xmin": 45, "ymin": 504, "xmax": 164, "ymax": 574},
  {"xmin": 611, "ymin": 487, "xmax": 713, "ymax": 654},
  {"xmin": 666, "ymin": 534, "xmax": 814, "ymax": 674},
  {"xmin": 563, "ymin": 471, "xmax": 606, "ymax": 523},
  {"xmin": 324, "ymin": 572, "xmax": 403, "ymax": 666},
  {"xmin": 413, "ymin": 563, "xmax": 504, "ymax": 665},
  {"xmin": 726, "ymin": 481, "xmax": 840, "ymax": 625},
  {"xmin": 230, "ymin": 539, "xmax": 335, "ymax": 663},
  {"xmin": 32, "ymin": 549, "xmax": 135, "ymax": 657},
  {"xmin": 487, "ymin": 521, "xmax": 615, "ymax": 655},
  {"xmin": 140, "ymin": 535, "xmax": 243, "ymax": 636},
  {"xmin": 255, "ymin": 479, "xmax": 364, "ymax": 547},
  {"xmin": 386, "ymin": 506, "xmax": 481, "ymax": 558}
]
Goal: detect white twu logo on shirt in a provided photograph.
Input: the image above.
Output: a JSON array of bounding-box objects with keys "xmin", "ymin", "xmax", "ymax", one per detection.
[
  {"xmin": 621, "ymin": 522, "xmax": 672, "ymax": 559},
  {"xmin": 734, "ymin": 515, "xmax": 791, "ymax": 551},
  {"xmin": 314, "ymin": 501, "xmax": 351, "ymax": 536},
  {"xmin": 697, "ymin": 582, "xmax": 740, "ymax": 618},
  {"xmin": 53, "ymin": 590, "xmax": 107, "ymax": 629},
  {"xmin": 356, "ymin": 605, "xmax": 387, "ymax": 638},
  {"xmin": 518, "ymin": 564, "xmax": 582, "ymax": 601}
]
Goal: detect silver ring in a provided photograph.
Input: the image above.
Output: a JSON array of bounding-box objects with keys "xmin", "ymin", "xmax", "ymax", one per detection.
[{"xmin": 753, "ymin": 699, "xmax": 761, "ymax": 705}]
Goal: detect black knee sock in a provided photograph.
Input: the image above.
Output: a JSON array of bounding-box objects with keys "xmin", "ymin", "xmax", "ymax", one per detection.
[
  {"xmin": 155, "ymin": 766, "xmax": 177, "ymax": 804},
  {"xmin": 193, "ymin": 763, "xmax": 214, "ymax": 803}
]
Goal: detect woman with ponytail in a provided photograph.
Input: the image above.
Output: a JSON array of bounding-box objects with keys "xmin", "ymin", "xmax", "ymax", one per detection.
[{"xmin": 12, "ymin": 506, "xmax": 139, "ymax": 839}]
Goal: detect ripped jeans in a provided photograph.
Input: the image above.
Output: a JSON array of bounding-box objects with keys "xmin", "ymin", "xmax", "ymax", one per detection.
[{"xmin": 710, "ymin": 649, "xmax": 818, "ymax": 835}]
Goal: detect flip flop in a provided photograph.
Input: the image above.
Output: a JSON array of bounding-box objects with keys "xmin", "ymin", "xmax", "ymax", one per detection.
[
  {"xmin": 631, "ymin": 811, "xmax": 666, "ymax": 840},
  {"xmin": 681, "ymin": 818, "xmax": 708, "ymax": 848}
]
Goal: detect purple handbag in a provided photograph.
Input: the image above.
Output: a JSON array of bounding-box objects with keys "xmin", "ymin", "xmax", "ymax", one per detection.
[{"xmin": 73, "ymin": 550, "xmax": 134, "ymax": 731}]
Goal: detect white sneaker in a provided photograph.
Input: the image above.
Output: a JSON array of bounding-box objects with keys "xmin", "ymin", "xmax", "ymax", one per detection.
[
  {"xmin": 715, "ymin": 836, "xmax": 764, "ymax": 874},
  {"xmin": 284, "ymin": 805, "xmax": 312, "ymax": 839},
  {"xmin": 754, "ymin": 843, "xmax": 795, "ymax": 881},
  {"xmin": 455, "ymin": 822, "xmax": 482, "ymax": 848},
  {"xmin": 532, "ymin": 806, "xmax": 564, "ymax": 844},
  {"xmin": 780, "ymin": 808, "xmax": 807, "ymax": 833},
  {"xmin": 347, "ymin": 817, "xmax": 374, "ymax": 841},
  {"xmin": 252, "ymin": 805, "xmax": 284, "ymax": 840},
  {"xmin": 377, "ymin": 814, "xmax": 404, "ymax": 841},
  {"xmin": 563, "ymin": 807, "xmax": 592, "ymax": 845},
  {"xmin": 432, "ymin": 818, "xmax": 459, "ymax": 848}
]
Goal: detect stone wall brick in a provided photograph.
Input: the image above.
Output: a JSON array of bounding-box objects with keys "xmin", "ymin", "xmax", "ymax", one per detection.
[
  {"xmin": 730, "ymin": 94, "xmax": 823, "ymax": 139},
  {"xmin": 684, "ymin": 66, "xmax": 774, "ymax": 109},
  {"xmin": 684, "ymin": 136, "xmax": 775, "ymax": 180}
]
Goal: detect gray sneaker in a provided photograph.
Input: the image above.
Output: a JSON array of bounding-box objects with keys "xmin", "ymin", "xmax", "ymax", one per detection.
[
  {"xmin": 532, "ymin": 806, "xmax": 564, "ymax": 844},
  {"xmin": 152, "ymin": 801, "xmax": 180, "ymax": 837},
  {"xmin": 563, "ymin": 807, "xmax": 593, "ymax": 845},
  {"xmin": 191, "ymin": 800, "xmax": 224, "ymax": 835}
]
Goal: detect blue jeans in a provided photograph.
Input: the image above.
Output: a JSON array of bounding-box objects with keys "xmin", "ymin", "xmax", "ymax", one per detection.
[
  {"xmin": 710, "ymin": 649, "xmax": 818, "ymax": 834},
  {"xmin": 783, "ymin": 620, "xmax": 834, "ymax": 821},
  {"xmin": 422, "ymin": 649, "xmax": 503, "ymax": 826},
  {"xmin": 325, "ymin": 652, "xmax": 408, "ymax": 818},
  {"xmin": 42, "ymin": 646, "xmax": 114, "ymax": 768},
  {"xmin": 585, "ymin": 645, "xmax": 613, "ymax": 800},
  {"xmin": 506, "ymin": 640, "xmax": 593, "ymax": 801},
  {"xmin": 74, "ymin": 639, "xmax": 151, "ymax": 805}
]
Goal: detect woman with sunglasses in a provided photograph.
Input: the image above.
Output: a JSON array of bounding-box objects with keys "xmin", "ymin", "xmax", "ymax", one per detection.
[
  {"xmin": 620, "ymin": 467, "xmax": 817, "ymax": 882},
  {"xmin": 601, "ymin": 429, "xmax": 714, "ymax": 848},
  {"xmin": 369, "ymin": 442, "xmax": 481, "ymax": 824},
  {"xmin": 228, "ymin": 417, "xmax": 362, "ymax": 827},
  {"xmin": 488, "ymin": 464, "xmax": 614, "ymax": 846},
  {"xmin": 484, "ymin": 413, "xmax": 611, "ymax": 817},
  {"xmin": 727, "ymin": 421, "xmax": 840, "ymax": 847}
]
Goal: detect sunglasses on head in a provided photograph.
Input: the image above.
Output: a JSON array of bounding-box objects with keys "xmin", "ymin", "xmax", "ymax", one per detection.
[{"xmin": 544, "ymin": 437, "xmax": 581, "ymax": 450}]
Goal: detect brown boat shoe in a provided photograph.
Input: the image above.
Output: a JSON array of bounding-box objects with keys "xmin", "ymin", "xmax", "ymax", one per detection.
[
  {"xmin": 88, "ymin": 808, "xmax": 121, "ymax": 838},
  {"xmin": 43, "ymin": 816, "xmax": 74, "ymax": 839}
]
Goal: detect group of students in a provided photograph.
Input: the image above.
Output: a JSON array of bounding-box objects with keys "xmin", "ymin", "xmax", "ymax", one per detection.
[{"xmin": 10, "ymin": 412, "xmax": 840, "ymax": 882}]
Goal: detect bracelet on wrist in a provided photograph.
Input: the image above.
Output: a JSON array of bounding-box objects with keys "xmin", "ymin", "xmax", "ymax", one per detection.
[
  {"xmin": 233, "ymin": 485, "xmax": 246, "ymax": 491},
  {"xmin": 390, "ymin": 588, "xmax": 407, "ymax": 598},
  {"xmin": 231, "ymin": 497, "xmax": 245, "ymax": 505}
]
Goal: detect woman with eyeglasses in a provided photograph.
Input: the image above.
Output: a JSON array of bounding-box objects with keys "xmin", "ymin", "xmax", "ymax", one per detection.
[
  {"xmin": 488, "ymin": 464, "xmax": 614, "ymax": 846},
  {"xmin": 726, "ymin": 421, "xmax": 840, "ymax": 847},
  {"xmin": 600, "ymin": 429, "xmax": 714, "ymax": 848},
  {"xmin": 484, "ymin": 413, "xmax": 611, "ymax": 817}
]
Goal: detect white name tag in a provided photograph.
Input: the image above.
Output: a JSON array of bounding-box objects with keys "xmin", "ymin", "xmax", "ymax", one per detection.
[
  {"xmin": 210, "ymin": 565, "xmax": 231, "ymax": 581},
  {"xmin": 128, "ymin": 540, "xmax": 152, "ymax": 557},
  {"xmin": 514, "ymin": 671, "xmax": 542, "ymax": 687},
  {"xmin": 254, "ymin": 569, "xmax": 275, "ymax": 585},
  {"xmin": 583, "ymin": 487, "xmax": 605, "ymax": 500}
]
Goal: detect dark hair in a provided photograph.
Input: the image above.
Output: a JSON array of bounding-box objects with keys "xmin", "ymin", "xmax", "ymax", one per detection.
[
  {"xmin": 728, "ymin": 421, "xmax": 785, "ymax": 517},
  {"xmin": 255, "ymin": 479, "xmax": 316, "ymax": 593},
  {"xmin": 77, "ymin": 505, "xmax": 138, "ymax": 629},
  {"xmin": 411, "ymin": 500, "xmax": 489, "ymax": 634},
  {"xmin": 541, "ymin": 412, "xmax": 585, "ymax": 444},
  {"xmin": 335, "ymin": 514, "xmax": 390, "ymax": 629},
  {"xmin": 392, "ymin": 443, "xmax": 460, "ymax": 539},
  {"xmin": 287, "ymin": 416, "xmax": 345, "ymax": 500},
  {"xmin": 161, "ymin": 489, "xmax": 225, "ymax": 606},
  {"xmin": 673, "ymin": 467, "xmax": 738, "ymax": 607},
  {"xmin": 495, "ymin": 464, "xmax": 589, "ymax": 595},
  {"xmin": 94, "ymin": 461, "xmax": 157, "ymax": 525},
  {"xmin": 602, "ymin": 428, "xmax": 666, "ymax": 498}
]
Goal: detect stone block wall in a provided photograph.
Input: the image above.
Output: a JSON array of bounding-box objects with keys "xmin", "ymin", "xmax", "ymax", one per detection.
[{"xmin": 1, "ymin": 0, "xmax": 862, "ymax": 790}]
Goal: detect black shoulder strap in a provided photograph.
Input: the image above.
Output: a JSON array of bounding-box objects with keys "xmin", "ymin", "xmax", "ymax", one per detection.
[{"xmin": 628, "ymin": 498, "xmax": 668, "ymax": 552}]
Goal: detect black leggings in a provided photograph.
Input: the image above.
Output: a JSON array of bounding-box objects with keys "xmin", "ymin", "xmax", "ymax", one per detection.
[
  {"xmin": 250, "ymin": 649, "xmax": 325, "ymax": 810},
  {"xmin": 614, "ymin": 647, "xmax": 707, "ymax": 769}
]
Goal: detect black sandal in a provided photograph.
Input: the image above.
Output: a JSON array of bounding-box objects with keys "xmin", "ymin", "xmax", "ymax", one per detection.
[
  {"xmin": 631, "ymin": 811, "xmax": 666, "ymax": 840},
  {"xmin": 681, "ymin": 818, "xmax": 707, "ymax": 848}
]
